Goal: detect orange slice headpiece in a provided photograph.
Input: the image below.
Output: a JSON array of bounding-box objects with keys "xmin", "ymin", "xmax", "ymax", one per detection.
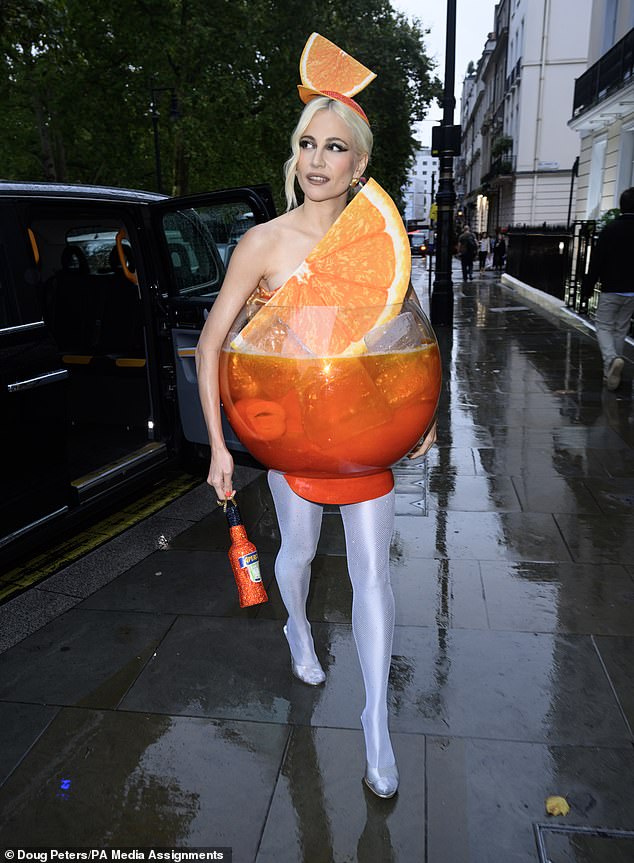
[{"xmin": 298, "ymin": 32, "xmax": 376, "ymax": 126}]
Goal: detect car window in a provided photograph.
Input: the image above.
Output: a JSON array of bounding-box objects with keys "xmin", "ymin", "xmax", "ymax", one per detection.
[
  {"xmin": 66, "ymin": 229, "xmax": 119, "ymax": 274},
  {"xmin": 161, "ymin": 209, "xmax": 224, "ymax": 298},
  {"xmin": 0, "ymin": 222, "xmax": 43, "ymax": 328},
  {"xmin": 196, "ymin": 202, "xmax": 256, "ymax": 266}
]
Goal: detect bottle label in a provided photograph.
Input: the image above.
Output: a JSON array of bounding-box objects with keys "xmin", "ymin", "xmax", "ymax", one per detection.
[{"xmin": 238, "ymin": 551, "xmax": 262, "ymax": 583}]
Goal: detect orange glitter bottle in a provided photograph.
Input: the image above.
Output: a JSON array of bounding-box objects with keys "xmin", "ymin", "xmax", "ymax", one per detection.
[{"xmin": 224, "ymin": 498, "xmax": 268, "ymax": 608}]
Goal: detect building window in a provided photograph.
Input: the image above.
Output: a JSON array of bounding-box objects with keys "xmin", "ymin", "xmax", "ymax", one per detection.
[
  {"xmin": 586, "ymin": 136, "xmax": 608, "ymax": 219},
  {"xmin": 602, "ymin": 0, "xmax": 619, "ymax": 54}
]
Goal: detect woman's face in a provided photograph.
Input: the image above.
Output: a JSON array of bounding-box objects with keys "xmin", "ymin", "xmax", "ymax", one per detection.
[{"xmin": 296, "ymin": 109, "xmax": 368, "ymax": 203}]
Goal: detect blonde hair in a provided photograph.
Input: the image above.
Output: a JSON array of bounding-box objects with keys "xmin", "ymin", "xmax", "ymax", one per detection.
[{"xmin": 283, "ymin": 96, "xmax": 373, "ymax": 211}]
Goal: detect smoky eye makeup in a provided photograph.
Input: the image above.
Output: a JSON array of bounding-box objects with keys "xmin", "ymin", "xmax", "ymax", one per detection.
[{"xmin": 299, "ymin": 137, "xmax": 349, "ymax": 151}]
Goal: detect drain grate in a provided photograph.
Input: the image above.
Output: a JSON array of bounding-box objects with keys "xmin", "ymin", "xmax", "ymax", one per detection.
[{"xmin": 535, "ymin": 824, "xmax": 634, "ymax": 863}]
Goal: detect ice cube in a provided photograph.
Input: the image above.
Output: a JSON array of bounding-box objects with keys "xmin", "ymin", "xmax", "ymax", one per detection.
[
  {"xmin": 278, "ymin": 310, "xmax": 317, "ymax": 358},
  {"xmin": 364, "ymin": 312, "xmax": 420, "ymax": 353},
  {"xmin": 237, "ymin": 311, "xmax": 315, "ymax": 357}
]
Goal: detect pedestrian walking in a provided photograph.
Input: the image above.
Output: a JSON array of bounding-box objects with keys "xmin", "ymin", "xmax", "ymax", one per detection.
[
  {"xmin": 195, "ymin": 33, "xmax": 437, "ymax": 800},
  {"xmin": 492, "ymin": 231, "xmax": 506, "ymax": 271},
  {"xmin": 458, "ymin": 225, "xmax": 477, "ymax": 280},
  {"xmin": 581, "ymin": 186, "xmax": 634, "ymax": 390},
  {"xmin": 478, "ymin": 232, "xmax": 491, "ymax": 273}
]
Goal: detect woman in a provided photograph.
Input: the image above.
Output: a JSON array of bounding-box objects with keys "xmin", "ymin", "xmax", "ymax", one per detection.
[
  {"xmin": 196, "ymin": 38, "xmax": 436, "ymax": 799},
  {"xmin": 493, "ymin": 231, "xmax": 506, "ymax": 271},
  {"xmin": 478, "ymin": 232, "xmax": 491, "ymax": 273}
]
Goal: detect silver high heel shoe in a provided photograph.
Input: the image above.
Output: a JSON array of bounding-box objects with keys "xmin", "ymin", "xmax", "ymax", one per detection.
[
  {"xmin": 283, "ymin": 624, "xmax": 326, "ymax": 686},
  {"xmin": 363, "ymin": 763, "xmax": 399, "ymax": 799}
]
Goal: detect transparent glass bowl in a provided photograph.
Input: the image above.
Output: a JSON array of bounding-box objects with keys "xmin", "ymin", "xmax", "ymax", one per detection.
[{"xmin": 219, "ymin": 299, "xmax": 441, "ymax": 478}]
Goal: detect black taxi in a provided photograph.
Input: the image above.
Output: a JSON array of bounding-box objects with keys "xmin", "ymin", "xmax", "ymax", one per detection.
[{"xmin": 0, "ymin": 181, "xmax": 276, "ymax": 562}]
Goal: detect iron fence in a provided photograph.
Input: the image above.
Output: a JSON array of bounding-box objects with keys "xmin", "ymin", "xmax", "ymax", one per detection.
[
  {"xmin": 573, "ymin": 27, "xmax": 634, "ymax": 118},
  {"xmin": 505, "ymin": 227, "xmax": 570, "ymax": 299},
  {"xmin": 564, "ymin": 219, "xmax": 634, "ymax": 337},
  {"xmin": 504, "ymin": 221, "xmax": 633, "ymax": 337}
]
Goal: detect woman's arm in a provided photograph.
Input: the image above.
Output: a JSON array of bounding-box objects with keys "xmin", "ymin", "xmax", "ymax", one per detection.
[
  {"xmin": 195, "ymin": 225, "xmax": 270, "ymax": 499},
  {"xmin": 407, "ymin": 419, "xmax": 437, "ymax": 459}
]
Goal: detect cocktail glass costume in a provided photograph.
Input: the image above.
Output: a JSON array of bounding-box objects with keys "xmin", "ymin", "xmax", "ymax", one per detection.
[{"xmin": 219, "ymin": 34, "xmax": 441, "ymax": 798}]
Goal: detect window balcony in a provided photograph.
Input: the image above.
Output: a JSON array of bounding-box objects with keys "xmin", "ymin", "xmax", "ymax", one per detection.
[
  {"xmin": 573, "ymin": 27, "xmax": 634, "ymax": 118},
  {"xmin": 505, "ymin": 58, "xmax": 522, "ymax": 93},
  {"xmin": 481, "ymin": 153, "xmax": 516, "ymax": 184}
]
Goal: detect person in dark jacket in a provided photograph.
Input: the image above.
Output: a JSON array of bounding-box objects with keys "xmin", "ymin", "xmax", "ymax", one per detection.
[
  {"xmin": 492, "ymin": 232, "xmax": 506, "ymax": 271},
  {"xmin": 458, "ymin": 226, "xmax": 477, "ymax": 281},
  {"xmin": 582, "ymin": 186, "xmax": 634, "ymax": 390}
]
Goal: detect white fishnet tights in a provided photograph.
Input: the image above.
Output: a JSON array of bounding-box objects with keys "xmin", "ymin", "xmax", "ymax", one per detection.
[{"xmin": 268, "ymin": 470, "xmax": 396, "ymax": 770}]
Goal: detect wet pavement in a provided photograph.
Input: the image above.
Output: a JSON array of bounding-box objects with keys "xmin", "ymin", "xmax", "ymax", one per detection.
[{"xmin": 1, "ymin": 261, "xmax": 633, "ymax": 861}]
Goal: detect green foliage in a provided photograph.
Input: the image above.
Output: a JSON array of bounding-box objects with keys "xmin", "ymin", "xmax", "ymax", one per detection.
[
  {"xmin": 491, "ymin": 135, "xmax": 513, "ymax": 159},
  {"xmin": 0, "ymin": 0, "xmax": 440, "ymax": 210},
  {"xmin": 597, "ymin": 207, "xmax": 620, "ymax": 232}
]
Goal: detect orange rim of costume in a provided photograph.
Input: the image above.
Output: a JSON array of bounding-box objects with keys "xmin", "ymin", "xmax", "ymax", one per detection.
[{"xmin": 285, "ymin": 471, "xmax": 395, "ymax": 505}]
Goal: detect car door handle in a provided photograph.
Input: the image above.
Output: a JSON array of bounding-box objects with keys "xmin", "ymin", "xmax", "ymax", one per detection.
[{"xmin": 7, "ymin": 368, "xmax": 69, "ymax": 393}]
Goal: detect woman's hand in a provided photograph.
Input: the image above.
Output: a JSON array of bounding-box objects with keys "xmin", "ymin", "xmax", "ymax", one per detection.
[
  {"xmin": 208, "ymin": 446, "xmax": 235, "ymax": 502},
  {"xmin": 407, "ymin": 420, "xmax": 437, "ymax": 460}
]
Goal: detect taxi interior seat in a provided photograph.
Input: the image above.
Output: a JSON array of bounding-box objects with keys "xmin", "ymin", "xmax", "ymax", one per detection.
[
  {"xmin": 65, "ymin": 245, "xmax": 147, "ymax": 427},
  {"xmin": 94, "ymin": 246, "xmax": 144, "ymax": 357},
  {"xmin": 48, "ymin": 244, "xmax": 92, "ymax": 351}
]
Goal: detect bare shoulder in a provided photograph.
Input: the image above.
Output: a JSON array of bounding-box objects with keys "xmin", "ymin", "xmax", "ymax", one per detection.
[{"xmin": 241, "ymin": 209, "xmax": 298, "ymax": 246}]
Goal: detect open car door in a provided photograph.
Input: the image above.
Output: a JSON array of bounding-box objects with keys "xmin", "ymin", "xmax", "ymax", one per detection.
[{"xmin": 150, "ymin": 185, "xmax": 276, "ymax": 450}]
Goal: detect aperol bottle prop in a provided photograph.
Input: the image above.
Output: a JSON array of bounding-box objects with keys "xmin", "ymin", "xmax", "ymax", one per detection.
[{"xmin": 224, "ymin": 498, "xmax": 268, "ymax": 608}]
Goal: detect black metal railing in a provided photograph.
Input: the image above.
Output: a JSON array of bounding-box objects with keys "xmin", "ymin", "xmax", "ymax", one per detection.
[
  {"xmin": 482, "ymin": 153, "xmax": 516, "ymax": 183},
  {"xmin": 564, "ymin": 220, "xmax": 634, "ymax": 336},
  {"xmin": 564, "ymin": 220, "xmax": 596, "ymax": 313},
  {"xmin": 573, "ymin": 28, "xmax": 634, "ymax": 117},
  {"xmin": 505, "ymin": 57, "xmax": 522, "ymax": 92},
  {"xmin": 506, "ymin": 227, "xmax": 570, "ymax": 300}
]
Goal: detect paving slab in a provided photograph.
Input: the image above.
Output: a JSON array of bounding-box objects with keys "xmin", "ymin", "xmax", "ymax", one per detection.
[
  {"xmin": 426, "ymin": 737, "xmax": 634, "ymax": 863},
  {"xmin": 481, "ymin": 561, "xmax": 634, "ymax": 635},
  {"xmin": 0, "ymin": 702, "xmax": 59, "ymax": 785},
  {"xmin": 0, "ymin": 608, "xmax": 175, "ymax": 708},
  {"xmin": 0, "ymin": 707, "xmax": 289, "ymax": 854},
  {"xmin": 79, "ymin": 548, "xmax": 277, "ymax": 616},
  {"xmin": 256, "ymin": 726, "xmax": 424, "ymax": 863}
]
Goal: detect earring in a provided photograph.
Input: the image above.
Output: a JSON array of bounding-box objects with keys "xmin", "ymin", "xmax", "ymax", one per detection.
[{"xmin": 349, "ymin": 177, "xmax": 359, "ymax": 188}]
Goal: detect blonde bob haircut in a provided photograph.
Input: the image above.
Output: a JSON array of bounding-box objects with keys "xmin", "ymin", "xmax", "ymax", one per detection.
[{"xmin": 283, "ymin": 96, "xmax": 374, "ymax": 211}]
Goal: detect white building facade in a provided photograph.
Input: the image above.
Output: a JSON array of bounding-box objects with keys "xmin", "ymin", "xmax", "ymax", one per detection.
[
  {"xmin": 459, "ymin": 0, "xmax": 591, "ymax": 228},
  {"xmin": 569, "ymin": 0, "xmax": 634, "ymax": 219},
  {"xmin": 402, "ymin": 146, "xmax": 439, "ymax": 224}
]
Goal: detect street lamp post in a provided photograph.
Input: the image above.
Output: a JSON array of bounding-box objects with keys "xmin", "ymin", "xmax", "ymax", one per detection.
[
  {"xmin": 431, "ymin": 0, "xmax": 459, "ymax": 327},
  {"xmin": 428, "ymin": 170, "xmax": 436, "ymax": 296},
  {"xmin": 149, "ymin": 84, "xmax": 180, "ymax": 195}
]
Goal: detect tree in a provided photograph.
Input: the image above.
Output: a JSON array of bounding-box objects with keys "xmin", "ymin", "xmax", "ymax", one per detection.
[{"xmin": 0, "ymin": 0, "xmax": 440, "ymax": 210}]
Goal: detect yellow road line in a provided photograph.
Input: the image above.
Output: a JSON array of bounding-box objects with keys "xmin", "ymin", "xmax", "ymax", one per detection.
[{"xmin": 1, "ymin": 474, "xmax": 203, "ymax": 602}]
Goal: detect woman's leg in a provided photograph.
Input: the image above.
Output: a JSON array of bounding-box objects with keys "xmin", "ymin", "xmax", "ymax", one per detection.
[
  {"xmin": 267, "ymin": 470, "xmax": 323, "ymax": 668},
  {"xmin": 594, "ymin": 293, "xmax": 620, "ymax": 377},
  {"xmin": 340, "ymin": 489, "xmax": 396, "ymax": 770},
  {"xmin": 614, "ymin": 295, "xmax": 634, "ymax": 358}
]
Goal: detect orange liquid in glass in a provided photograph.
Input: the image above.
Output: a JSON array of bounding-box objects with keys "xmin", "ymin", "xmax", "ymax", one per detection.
[{"xmin": 219, "ymin": 343, "xmax": 441, "ymax": 478}]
